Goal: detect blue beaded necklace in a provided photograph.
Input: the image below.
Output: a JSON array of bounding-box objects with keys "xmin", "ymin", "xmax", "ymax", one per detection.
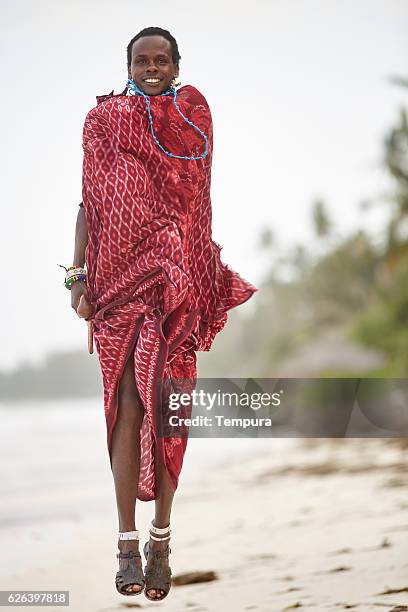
[{"xmin": 126, "ymin": 78, "xmax": 209, "ymax": 161}]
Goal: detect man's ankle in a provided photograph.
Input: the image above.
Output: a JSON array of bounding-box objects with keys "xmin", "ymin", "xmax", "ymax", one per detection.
[
  {"xmin": 118, "ymin": 538, "xmax": 139, "ymax": 548},
  {"xmin": 149, "ymin": 536, "xmax": 169, "ymax": 548}
]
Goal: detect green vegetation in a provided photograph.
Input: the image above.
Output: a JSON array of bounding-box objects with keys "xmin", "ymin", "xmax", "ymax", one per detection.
[{"xmin": 201, "ymin": 80, "xmax": 408, "ymax": 378}]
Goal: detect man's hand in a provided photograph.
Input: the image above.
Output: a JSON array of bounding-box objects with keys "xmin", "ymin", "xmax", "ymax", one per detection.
[{"xmin": 71, "ymin": 281, "xmax": 94, "ymax": 319}]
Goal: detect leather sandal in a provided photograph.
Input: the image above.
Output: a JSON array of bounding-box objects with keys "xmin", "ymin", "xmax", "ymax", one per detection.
[
  {"xmin": 115, "ymin": 529, "xmax": 145, "ymax": 596},
  {"xmin": 143, "ymin": 520, "xmax": 172, "ymax": 601}
]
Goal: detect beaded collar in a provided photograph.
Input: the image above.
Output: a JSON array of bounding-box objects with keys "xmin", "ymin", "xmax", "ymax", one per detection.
[{"xmin": 125, "ymin": 79, "xmax": 208, "ymax": 160}]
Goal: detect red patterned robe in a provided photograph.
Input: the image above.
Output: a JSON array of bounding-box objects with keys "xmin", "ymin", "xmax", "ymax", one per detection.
[{"xmin": 81, "ymin": 83, "xmax": 258, "ymax": 501}]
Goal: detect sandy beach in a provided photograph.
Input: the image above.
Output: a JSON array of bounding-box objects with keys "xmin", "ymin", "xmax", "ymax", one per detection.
[{"xmin": 1, "ymin": 400, "xmax": 408, "ymax": 611}]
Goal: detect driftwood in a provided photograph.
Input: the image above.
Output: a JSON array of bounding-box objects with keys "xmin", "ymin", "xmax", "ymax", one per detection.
[{"xmin": 172, "ymin": 570, "xmax": 218, "ymax": 586}]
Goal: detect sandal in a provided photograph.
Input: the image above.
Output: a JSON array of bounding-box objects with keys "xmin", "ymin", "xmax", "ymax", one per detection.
[
  {"xmin": 115, "ymin": 529, "xmax": 145, "ymax": 596},
  {"xmin": 143, "ymin": 520, "xmax": 172, "ymax": 601}
]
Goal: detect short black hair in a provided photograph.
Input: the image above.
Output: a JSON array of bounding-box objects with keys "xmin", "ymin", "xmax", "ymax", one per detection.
[{"xmin": 127, "ymin": 27, "xmax": 181, "ymax": 71}]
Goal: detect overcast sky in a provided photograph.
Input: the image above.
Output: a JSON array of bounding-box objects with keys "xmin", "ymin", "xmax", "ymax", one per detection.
[{"xmin": 1, "ymin": 0, "xmax": 407, "ymax": 371}]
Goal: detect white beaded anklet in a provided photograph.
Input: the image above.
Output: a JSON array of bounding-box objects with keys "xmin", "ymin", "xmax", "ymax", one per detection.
[
  {"xmin": 149, "ymin": 520, "xmax": 171, "ymax": 542},
  {"xmin": 118, "ymin": 530, "xmax": 140, "ymax": 540}
]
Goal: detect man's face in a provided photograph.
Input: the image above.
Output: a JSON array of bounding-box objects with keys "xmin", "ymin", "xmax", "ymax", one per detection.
[{"xmin": 128, "ymin": 35, "xmax": 179, "ymax": 96}]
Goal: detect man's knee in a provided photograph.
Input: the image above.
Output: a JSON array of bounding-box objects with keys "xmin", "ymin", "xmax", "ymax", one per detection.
[{"xmin": 118, "ymin": 386, "xmax": 144, "ymax": 423}]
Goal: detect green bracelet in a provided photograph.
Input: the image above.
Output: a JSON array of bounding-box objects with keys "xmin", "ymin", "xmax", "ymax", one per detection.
[{"xmin": 65, "ymin": 274, "xmax": 87, "ymax": 290}]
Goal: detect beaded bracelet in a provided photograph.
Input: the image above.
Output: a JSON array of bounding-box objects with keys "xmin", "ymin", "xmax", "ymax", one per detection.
[
  {"xmin": 58, "ymin": 264, "xmax": 87, "ymax": 290},
  {"xmin": 65, "ymin": 273, "xmax": 87, "ymax": 290}
]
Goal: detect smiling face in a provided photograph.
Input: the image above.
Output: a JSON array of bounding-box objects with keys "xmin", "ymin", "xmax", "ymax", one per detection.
[{"xmin": 128, "ymin": 35, "xmax": 179, "ymax": 96}]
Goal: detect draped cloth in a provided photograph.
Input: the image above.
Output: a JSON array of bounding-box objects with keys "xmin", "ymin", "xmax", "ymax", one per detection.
[{"xmin": 81, "ymin": 84, "xmax": 258, "ymax": 501}]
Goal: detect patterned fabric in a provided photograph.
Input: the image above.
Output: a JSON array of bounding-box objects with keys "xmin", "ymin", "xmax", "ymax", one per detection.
[{"xmin": 81, "ymin": 84, "xmax": 258, "ymax": 501}]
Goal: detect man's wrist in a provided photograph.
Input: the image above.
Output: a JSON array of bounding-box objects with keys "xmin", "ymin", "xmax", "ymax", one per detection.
[{"xmin": 64, "ymin": 266, "xmax": 87, "ymax": 290}]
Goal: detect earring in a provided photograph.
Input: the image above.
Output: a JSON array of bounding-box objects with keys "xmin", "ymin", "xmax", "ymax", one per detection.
[{"xmin": 172, "ymin": 76, "xmax": 181, "ymax": 88}]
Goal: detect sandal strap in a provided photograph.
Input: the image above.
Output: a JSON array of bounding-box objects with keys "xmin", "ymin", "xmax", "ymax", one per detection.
[
  {"xmin": 118, "ymin": 530, "xmax": 139, "ymax": 540},
  {"xmin": 150, "ymin": 546, "xmax": 171, "ymax": 559},
  {"xmin": 117, "ymin": 550, "xmax": 141, "ymax": 560},
  {"xmin": 144, "ymin": 541, "xmax": 172, "ymax": 560}
]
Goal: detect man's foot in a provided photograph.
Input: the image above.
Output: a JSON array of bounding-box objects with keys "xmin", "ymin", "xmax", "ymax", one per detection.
[
  {"xmin": 144, "ymin": 525, "xmax": 172, "ymax": 600},
  {"xmin": 117, "ymin": 538, "xmax": 144, "ymax": 594}
]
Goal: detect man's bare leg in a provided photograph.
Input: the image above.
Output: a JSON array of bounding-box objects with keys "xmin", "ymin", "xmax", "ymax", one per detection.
[
  {"xmin": 145, "ymin": 442, "xmax": 176, "ymax": 599},
  {"xmin": 110, "ymin": 351, "xmax": 144, "ymax": 594}
]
